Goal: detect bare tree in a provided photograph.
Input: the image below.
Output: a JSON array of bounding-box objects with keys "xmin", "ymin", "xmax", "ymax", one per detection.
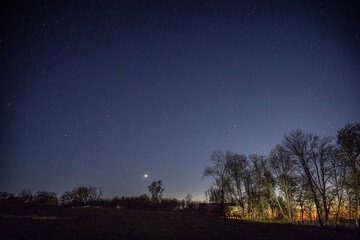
[
  {"xmin": 203, "ymin": 150, "xmax": 232, "ymax": 210},
  {"xmin": 331, "ymin": 148, "xmax": 347, "ymax": 221},
  {"xmin": 337, "ymin": 123, "xmax": 360, "ymax": 227},
  {"xmin": 269, "ymin": 145, "xmax": 297, "ymax": 222},
  {"xmin": 243, "ymin": 165, "xmax": 256, "ymax": 219},
  {"xmin": 183, "ymin": 193, "xmax": 194, "ymax": 209},
  {"xmin": 148, "ymin": 180, "xmax": 164, "ymax": 202},
  {"xmin": 60, "ymin": 191, "xmax": 73, "ymax": 205},
  {"xmin": 73, "ymin": 186, "xmax": 98, "ymax": 204},
  {"xmin": 295, "ymin": 181, "xmax": 305, "ymax": 223},
  {"xmin": 96, "ymin": 187, "xmax": 103, "ymax": 201},
  {"xmin": 205, "ymin": 186, "xmax": 222, "ymax": 203},
  {"xmin": 201, "ymin": 124, "xmax": 358, "ymax": 223},
  {"xmin": 18, "ymin": 189, "xmax": 33, "ymax": 204},
  {"xmin": 33, "ymin": 191, "xmax": 58, "ymax": 206},
  {"xmin": 282, "ymin": 130, "xmax": 335, "ymax": 226},
  {"xmin": 59, "ymin": 186, "xmax": 101, "ymax": 205},
  {"xmin": 226, "ymin": 151, "xmax": 248, "ymax": 217},
  {"xmin": 250, "ymin": 154, "xmax": 271, "ymax": 220},
  {"xmin": 311, "ymin": 135, "xmax": 336, "ymax": 225}
]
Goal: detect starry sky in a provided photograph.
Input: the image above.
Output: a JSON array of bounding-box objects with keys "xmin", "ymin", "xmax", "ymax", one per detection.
[{"xmin": 1, "ymin": 0, "xmax": 359, "ymax": 200}]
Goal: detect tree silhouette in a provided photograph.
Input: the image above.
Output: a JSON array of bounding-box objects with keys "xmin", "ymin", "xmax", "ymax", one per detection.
[
  {"xmin": 148, "ymin": 180, "xmax": 164, "ymax": 203},
  {"xmin": 227, "ymin": 152, "xmax": 248, "ymax": 217},
  {"xmin": 282, "ymin": 130, "xmax": 335, "ymax": 226},
  {"xmin": 201, "ymin": 123, "xmax": 359, "ymax": 223},
  {"xmin": 203, "ymin": 150, "xmax": 232, "ymax": 210},
  {"xmin": 337, "ymin": 123, "xmax": 360, "ymax": 228},
  {"xmin": 269, "ymin": 145, "xmax": 297, "ymax": 222},
  {"xmin": 59, "ymin": 186, "xmax": 102, "ymax": 205}
]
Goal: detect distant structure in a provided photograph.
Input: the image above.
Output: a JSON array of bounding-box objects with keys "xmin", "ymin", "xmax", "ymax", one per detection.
[{"xmin": 198, "ymin": 203, "xmax": 241, "ymax": 218}]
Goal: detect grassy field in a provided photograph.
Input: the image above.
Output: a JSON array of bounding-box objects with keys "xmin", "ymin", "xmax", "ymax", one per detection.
[{"xmin": 0, "ymin": 207, "xmax": 359, "ymax": 239}]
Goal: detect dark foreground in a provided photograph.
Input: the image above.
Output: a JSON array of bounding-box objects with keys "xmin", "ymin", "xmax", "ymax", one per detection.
[{"xmin": 0, "ymin": 207, "xmax": 359, "ymax": 240}]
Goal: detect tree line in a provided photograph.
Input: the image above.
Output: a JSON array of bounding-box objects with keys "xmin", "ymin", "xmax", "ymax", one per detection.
[
  {"xmin": 203, "ymin": 123, "xmax": 360, "ymax": 227},
  {"xmin": 0, "ymin": 181, "xmax": 198, "ymax": 212}
]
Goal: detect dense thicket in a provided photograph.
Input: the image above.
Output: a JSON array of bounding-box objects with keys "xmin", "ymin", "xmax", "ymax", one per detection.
[{"xmin": 203, "ymin": 123, "xmax": 360, "ymax": 227}]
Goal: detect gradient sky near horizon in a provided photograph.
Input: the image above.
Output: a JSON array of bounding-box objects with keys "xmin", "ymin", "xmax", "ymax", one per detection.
[{"xmin": 1, "ymin": 0, "xmax": 359, "ymax": 200}]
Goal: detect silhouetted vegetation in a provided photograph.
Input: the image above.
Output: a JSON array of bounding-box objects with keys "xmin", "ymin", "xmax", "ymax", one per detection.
[
  {"xmin": 59, "ymin": 186, "xmax": 102, "ymax": 206},
  {"xmin": 203, "ymin": 123, "xmax": 360, "ymax": 227},
  {"xmin": 1, "ymin": 123, "xmax": 358, "ymax": 232},
  {"xmin": 148, "ymin": 180, "xmax": 164, "ymax": 203},
  {"xmin": 0, "ymin": 181, "xmax": 198, "ymax": 213},
  {"xmin": 0, "ymin": 190, "xmax": 58, "ymax": 212}
]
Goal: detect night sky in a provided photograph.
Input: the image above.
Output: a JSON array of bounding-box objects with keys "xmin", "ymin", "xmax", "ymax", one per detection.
[{"xmin": 1, "ymin": 0, "xmax": 359, "ymax": 200}]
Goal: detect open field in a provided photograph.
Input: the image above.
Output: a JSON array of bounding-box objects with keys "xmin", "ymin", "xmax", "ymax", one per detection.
[{"xmin": 0, "ymin": 207, "xmax": 359, "ymax": 240}]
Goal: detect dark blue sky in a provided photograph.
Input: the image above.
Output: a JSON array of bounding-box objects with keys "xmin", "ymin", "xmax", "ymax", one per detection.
[{"xmin": 1, "ymin": 0, "xmax": 359, "ymax": 200}]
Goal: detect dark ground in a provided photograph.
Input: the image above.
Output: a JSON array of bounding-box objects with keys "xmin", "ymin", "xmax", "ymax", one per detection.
[{"xmin": 0, "ymin": 207, "xmax": 359, "ymax": 239}]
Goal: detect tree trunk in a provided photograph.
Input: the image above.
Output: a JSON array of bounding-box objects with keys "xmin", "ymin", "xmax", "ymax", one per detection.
[
  {"xmin": 241, "ymin": 204, "xmax": 245, "ymax": 219},
  {"xmin": 315, "ymin": 204, "xmax": 323, "ymax": 225},
  {"xmin": 349, "ymin": 196, "xmax": 352, "ymax": 221},
  {"xmin": 301, "ymin": 207, "xmax": 304, "ymax": 223},
  {"xmin": 356, "ymin": 193, "xmax": 359, "ymax": 228},
  {"xmin": 299, "ymin": 201, "xmax": 304, "ymax": 223},
  {"xmin": 323, "ymin": 195, "xmax": 329, "ymax": 226},
  {"xmin": 220, "ymin": 189, "xmax": 225, "ymax": 216}
]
